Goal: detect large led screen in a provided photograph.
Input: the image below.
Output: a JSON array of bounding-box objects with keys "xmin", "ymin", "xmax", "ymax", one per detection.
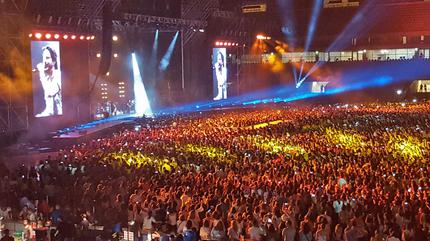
[
  {"xmin": 31, "ymin": 41, "xmax": 62, "ymax": 117},
  {"xmin": 311, "ymin": 81, "xmax": 329, "ymax": 93},
  {"xmin": 213, "ymin": 48, "xmax": 228, "ymax": 100}
]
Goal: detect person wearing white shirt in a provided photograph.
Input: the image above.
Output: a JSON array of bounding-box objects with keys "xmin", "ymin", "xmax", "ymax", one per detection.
[
  {"xmin": 248, "ymin": 220, "xmax": 266, "ymax": 241},
  {"xmin": 35, "ymin": 46, "xmax": 62, "ymax": 117},
  {"xmin": 199, "ymin": 219, "xmax": 211, "ymax": 240},
  {"xmin": 333, "ymin": 199, "xmax": 343, "ymax": 214},
  {"xmin": 142, "ymin": 211, "xmax": 156, "ymax": 234},
  {"xmin": 213, "ymin": 51, "xmax": 228, "ymax": 101}
]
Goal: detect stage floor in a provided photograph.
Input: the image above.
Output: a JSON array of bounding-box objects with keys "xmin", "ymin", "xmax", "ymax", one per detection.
[{"xmin": 53, "ymin": 114, "xmax": 138, "ymax": 139}]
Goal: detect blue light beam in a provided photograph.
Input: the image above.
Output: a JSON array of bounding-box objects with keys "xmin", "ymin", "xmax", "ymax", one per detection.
[
  {"xmin": 277, "ymin": 0, "xmax": 298, "ymax": 84},
  {"xmin": 159, "ymin": 31, "xmax": 179, "ymax": 71},
  {"xmin": 298, "ymin": 0, "xmax": 323, "ymax": 84},
  {"xmin": 304, "ymin": 0, "xmax": 323, "ymax": 53},
  {"xmin": 150, "ymin": 29, "xmax": 159, "ymax": 69},
  {"xmin": 248, "ymin": 59, "xmax": 430, "ymax": 105},
  {"xmin": 153, "ymin": 29, "xmax": 159, "ymax": 53},
  {"xmin": 302, "ymin": 0, "xmax": 379, "ymax": 81}
]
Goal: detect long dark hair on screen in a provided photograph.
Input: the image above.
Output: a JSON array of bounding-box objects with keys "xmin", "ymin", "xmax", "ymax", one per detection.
[
  {"xmin": 217, "ymin": 51, "xmax": 225, "ymax": 68},
  {"xmin": 42, "ymin": 46, "xmax": 58, "ymax": 69}
]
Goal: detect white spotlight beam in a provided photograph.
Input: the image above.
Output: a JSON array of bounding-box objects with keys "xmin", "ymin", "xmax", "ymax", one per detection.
[{"xmin": 132, "ymin": 53, "xmax": 153, "ymax": 117}]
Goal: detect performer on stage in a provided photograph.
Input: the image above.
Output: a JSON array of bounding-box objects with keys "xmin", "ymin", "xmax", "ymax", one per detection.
[
  {"xmin": 213, "ymin": 51, "xmax": 227, "ymax": 100},
  {"xmin": 35, "ymin": 46, "xmax": 62, "ymax": 117}
]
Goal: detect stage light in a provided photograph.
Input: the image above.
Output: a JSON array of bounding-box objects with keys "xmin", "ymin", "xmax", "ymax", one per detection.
[
  {"xmin": 132, "ymin": 53, "xmax": 153, "ymax": 117},
  {"xmin": 304, "ymin": 0, "xmax": 323, "ymax": 53},
  {"xmin": 256, "ymin": 34, "xmax": 271, "ymax": 40},
  {"xmin": 106, "ymin": 72, "xmax": 110, "ymax": 76},
  {"xmin": 45, "ymin": 33, "xmax": 51, "ymax": 39},
  {"xmin": 35, "ymin": 33, "xmax": 42, "ymax": 39},
  {"xmin": 302, "ymin": 0, "xmax": 381, "ymax": 82},
  {"xmin": 28, "ymin": 33, "xmax": 33, "ymax": 38},
  {"xmin": 153, "ymin": 30, "xmax": 159, "ymax": 53},
  {"xmin": 159, "ymin": 31, "xmax": 179, "ymax": 71},
  {"xmin": 215, "ymin": 42, "xmax": 220, "ymax": 46},
  {"xmin": 149, "ymin": 30, "xmax": 159, "ymax": 73},
  {"xmin": 86, "ymin": 36, "xmax": 91, "ymax": 40},
  {"xmin": 112, "ymin": 35, "xmax": 118, "ymax": 41},
  {"xmin": 54, "ymin": 34, "xmax": 60, "ymax": 39},
  {"xmin": 199, "ymin": 29, "xmax": 205, "ymax": 33},
  {"xmin": 113, "ymin": 53, "xmax": 118, "ymax": 58},
  {"xmin": 79, "ymin": 35, "xmax": 84, "ymax": 40},
  {"xmin": 90, "ymin": 35, "xmax": 95, "ymax": 40},
  {"xmin": 227, "ymin": 43, "xmax": 232, "ymax": 46},
  {"xmin": 401, "ymin": 103, "xmax": 406, "ymax": 107},
  {"xmin": 396, "ymin": 89, "xmax": 402, "ymax": 95},
  {"xmin": 71, "ymin": 35, "xmax": 76, "ymax": 40},
  {"xmin": 63, "ymin": 34, "xmax": 69, "ymax": 39},
  {"xmin": 96, "ymin": 53, "xmax": 101, "ymax": 58},
  {"xmin": 413, "ymin": 99, "xmax": 417, "ymax": 103},
  {"xmin": 223, "ymin": 42, "xmax": 228, "ymax": 46}
]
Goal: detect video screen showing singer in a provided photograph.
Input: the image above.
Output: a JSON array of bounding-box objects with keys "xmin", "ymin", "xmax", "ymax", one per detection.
[
  {"xmin": 213, "ymin": 48, "xmax": 228, "ymax": 100},
  {"xmin": 31, "ymin": 41, "xmax": 63, "ymax": 117}
]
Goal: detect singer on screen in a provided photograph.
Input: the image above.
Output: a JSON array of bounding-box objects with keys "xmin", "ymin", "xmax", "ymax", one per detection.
[
  {"xmin": 213, "ymin": 51, "xmax": 227, "ymax": 100},
  {"xmin": 35, "ymin": 46, "xmax": 62, "ymax": 117}
]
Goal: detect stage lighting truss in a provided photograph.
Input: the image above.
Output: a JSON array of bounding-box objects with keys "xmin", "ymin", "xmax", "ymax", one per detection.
[
  {"xmin": 94, "ymin": 13, "xmax": 208, "ymax": 32},
  {"xmin": 32, "ymin": 12, "xmax": 206, "ymax": 33},
  {"xmin": 120, "ymin": 13, "xmax": 207, "ymax": 31}
]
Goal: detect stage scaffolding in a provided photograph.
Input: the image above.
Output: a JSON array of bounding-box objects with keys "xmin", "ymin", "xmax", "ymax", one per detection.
[{"xmin": 0, "ymin": 0, "xmax": 30, "ymax": 133}]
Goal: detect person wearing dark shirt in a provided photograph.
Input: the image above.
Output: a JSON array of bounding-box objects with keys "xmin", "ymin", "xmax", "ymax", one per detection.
[
  {"xmin": 183, "ymin": 221, "xmax": 198, "ymax": 241},
  {"xmin": 1, "ymin": 229, "xmax": 14, "ymax": 241}
]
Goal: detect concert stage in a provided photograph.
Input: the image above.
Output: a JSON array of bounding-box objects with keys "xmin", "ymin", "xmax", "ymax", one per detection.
[{"xmin": 52, "ymin": 114, "xmax": 138, "ymax": 145}]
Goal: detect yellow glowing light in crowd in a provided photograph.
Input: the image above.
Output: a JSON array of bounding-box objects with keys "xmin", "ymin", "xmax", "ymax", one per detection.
[
  {"xmin": 388, "ymin": 135, "xmax": 427, "ymax": 162},
  {"xmin": 250, "ymin": 123, "xmax": 269, "ymax": 129},
  {"xmin": 325, "ymin": 128, "xmax": 366, "ymax": 151},
  {"xmin": 178, "ymin": 144, "xmax": 236, "ymax": 164},
  {"xmin": 252, "ymin": 136, "xmax": 307, "ymax": 156},
  {"xmin": 245, "ymin": 120, "xmax": 284, "ymax": 130},
  {"xmin": 103, "ymin": 151, "xmax": 178, "ymax": 173}
]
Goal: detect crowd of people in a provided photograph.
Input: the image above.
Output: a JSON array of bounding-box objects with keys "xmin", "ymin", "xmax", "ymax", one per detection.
[{"xmin": 0, "ymin": 102, "xmax": 429, "ymax": 241}]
